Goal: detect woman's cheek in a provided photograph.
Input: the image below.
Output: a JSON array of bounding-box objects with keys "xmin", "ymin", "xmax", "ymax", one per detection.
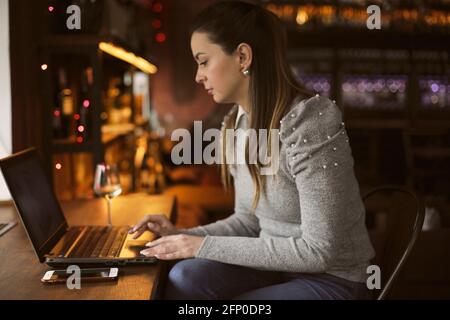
[
  {"xmin": 211, "ymin": 63, "xmax": 232, "ymax": 92},
  {"xmin": 208, "ymin": 64, "xmax": 220, "ymax": 86}
]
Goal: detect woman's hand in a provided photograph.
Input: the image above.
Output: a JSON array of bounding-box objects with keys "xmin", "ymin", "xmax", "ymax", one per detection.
[
  {"xmin": 128, "ymin": 214, "xmax": 179, "ymax": 239},
  {"xmin": 140, "ymin": 234, "xmax": 205, "ymax": 260}
]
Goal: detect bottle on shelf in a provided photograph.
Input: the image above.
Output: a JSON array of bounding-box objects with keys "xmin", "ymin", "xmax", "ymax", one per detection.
[
  {"xmin": 53, "ymin": 67, "xmax": 74, "ymax": 140},
  {"xmin": 139, "ymin": 132, "xmax": 167, "ymax": 194},
  {"xmin": 103, "ymin": 71, "xmax": 137, "ymax": 128},
  {"xmin": 341, "ymin": 74, "xmax": 407, "ymax": 110},
  {"xmin": 75, "ymin": 67, "xmax": 93, "ymax": 143}
]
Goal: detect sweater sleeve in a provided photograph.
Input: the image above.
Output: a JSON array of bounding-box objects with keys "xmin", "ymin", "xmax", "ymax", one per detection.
[
  {"xmin": 194, "ymin": 95, "xmax": 362, "ymax": 273},
  {"xmin": 179, "ymin": 208, "xmax": 260, "ymax": 237}
]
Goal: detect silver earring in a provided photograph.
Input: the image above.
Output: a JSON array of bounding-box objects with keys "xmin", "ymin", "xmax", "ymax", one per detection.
[{"xmin": 243, "ymin": 69, "xmax": 250, "ymax": 76}]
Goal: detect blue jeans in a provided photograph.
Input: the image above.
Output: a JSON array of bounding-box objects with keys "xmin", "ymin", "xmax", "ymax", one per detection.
[{"xmin": 163, "ymin": 258, "xmax": 371, "ymax": 300}]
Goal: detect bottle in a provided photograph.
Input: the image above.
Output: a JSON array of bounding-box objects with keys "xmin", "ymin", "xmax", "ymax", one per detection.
[
  {"xmin": 76, "ymin": 67, "xmax": 93, "ymax": 143},
  {"xmin": 52, "ymin": 78, "xmax": 63, "ymax": 139},
  {"xmin": 139, "ymin": 144, "xmax": 150, "ymax": 192},
  {"xmin": 52, "ymin": 68, "xmax": 65, "ymax": 139},
  {"xmin": 149, "ymin": 133, "xmax": 167, "ymax": 194},
  {"xmin": 140, "ymin": 133, "xmax": 167, "ymax": 194},
  {"xmin": 57, "ymin": 68, "xmax": 74, "ymax": 139}
]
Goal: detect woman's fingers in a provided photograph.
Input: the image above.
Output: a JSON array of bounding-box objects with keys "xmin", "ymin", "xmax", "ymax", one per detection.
[
  {"xmin": 146, "ymin": 222, "xmax": 162, "ymax": 235},
  {"xmin": 154, "ymin": 252, "xmax": 179, "ymax": 260},
  {"xmin": 131, "ymin": 222, "xmax": 162, "ymax": 239},
  {"xmin": 130, "ymin": 226, "xmax": 147, "ymax": 239},
  {"xmin": 129, "ymin": 216, "xmax": 151, "ymax": 234},
  {"xmin": 139, "ymin": 235, "xmax": 203, "ymax": 260},
  {"xmin": 128, "ymin": 214, "xmax": 167, "ymax": 238},
  {"xmin": 145, "ymin": 235, "xmax": 169, "ymax": 247},
  {"xmin": 129, "ymin": 221, "xmax": 148, "ymax": 239},
  {"xmin": 140, "ymin": 238, "xmax": 177, "ymax": 257}
]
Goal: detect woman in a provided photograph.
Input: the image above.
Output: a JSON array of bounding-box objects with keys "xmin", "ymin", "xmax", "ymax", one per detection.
[{"xmin": 129, "ymin": 1, "xmax": 375, "ymax": 300}]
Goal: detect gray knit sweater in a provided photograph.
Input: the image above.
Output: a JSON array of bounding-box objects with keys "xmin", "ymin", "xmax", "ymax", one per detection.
[{"xmin": 181, "ymin": 95, "xmax": 375, "ymax": 283}]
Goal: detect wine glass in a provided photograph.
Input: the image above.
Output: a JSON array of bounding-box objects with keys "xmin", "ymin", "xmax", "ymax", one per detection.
[{"xmin": 93, "ymin": 163, "xmax": 122, "ymax": 227}]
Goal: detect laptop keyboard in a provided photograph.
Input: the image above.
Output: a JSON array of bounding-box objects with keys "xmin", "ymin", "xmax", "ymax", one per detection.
[
  {"xmin": 65, "ymin": 226, "xmax": 129, "ymax": 258},
  {"xmin": 58, "ymin": 227, "xmax": 84, "ymax": 255}
]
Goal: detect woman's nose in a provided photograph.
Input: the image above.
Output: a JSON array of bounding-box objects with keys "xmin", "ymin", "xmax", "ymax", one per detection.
[{"xmin": 195, "ymin": 70, "xmax": 205, "ymax": 84}]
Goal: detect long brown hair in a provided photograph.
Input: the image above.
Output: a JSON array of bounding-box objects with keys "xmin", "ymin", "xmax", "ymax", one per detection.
[{"xmin": 190, "ymin": 1, "xmax": 312, "ymax": 211}]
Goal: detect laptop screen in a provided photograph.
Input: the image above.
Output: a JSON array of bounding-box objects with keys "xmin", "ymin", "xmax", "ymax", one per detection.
[{"xmin": 0, "ymin": 149, "xmax": 67, "ymax": 260}]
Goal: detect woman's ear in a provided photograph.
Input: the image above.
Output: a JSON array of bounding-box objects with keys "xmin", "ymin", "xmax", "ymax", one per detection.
[{"xmin": 236, "ymin": 43, "xmax": 253, "ymax": 72}]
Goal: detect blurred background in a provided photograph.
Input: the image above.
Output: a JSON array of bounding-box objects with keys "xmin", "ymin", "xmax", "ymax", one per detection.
[{"xmin": 1, "ymin": 0, "xmax": 449, "ymax": 299}]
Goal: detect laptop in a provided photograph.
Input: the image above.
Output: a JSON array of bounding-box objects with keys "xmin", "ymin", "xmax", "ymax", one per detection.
[{"xmin": 0, "ymin": 147, "xmax": 157, "ymax": 267}]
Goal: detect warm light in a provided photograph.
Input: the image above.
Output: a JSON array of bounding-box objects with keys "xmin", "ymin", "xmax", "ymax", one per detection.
[
  {"xmin": 296, "ymin": 9, "xmax": 309, "ymax": 25},
  {"xmin": 283, "ymin": 5, "xmax": 295, "ymax": 17},
  {"xmin": 74, "ymin": 113, "xmax": 80, "ymax": 120},
  {"xmin": 155, "ymin": 32, "xmax": 167, "ymax": 43},
  {"xmin": 152, "ymin": 2, "xmax": 163, "ymax": 13},
  {"xmin": 48, "ymin": 6, "xmax": 54, "ymax": 12},
  {"xmin": 78, "ymin": 125, "xmax": 85, "ymax": 133},
  {"xmin": 152, "ymin": 19, "xmax": 162, "ymax": 29},
  {"xmin": 53, "ymin": 110, "xmax": 61, "ymax": 117},
  {"xmin": 76, "ymin": 136, "xmax": 84, "ymax": 143},
  {"xmin": 55, "ymin": 163, "xmax": 62, "ymax": 170},
  {"xmin": 83, "ymin": 99, "xmax": 90, "ymax": 108},
  {"xmin": 41, "ymin": 64, "xmax": 48, "ymax": 71},
  {"xmin": 99, "ymin": 42, "xmax": 158, "ymax": 74}
]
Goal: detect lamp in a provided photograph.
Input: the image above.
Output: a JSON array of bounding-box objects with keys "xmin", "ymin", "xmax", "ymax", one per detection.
[{"xmin": 99, "ymin": 42, "xmax": 158, "ymax": 74}]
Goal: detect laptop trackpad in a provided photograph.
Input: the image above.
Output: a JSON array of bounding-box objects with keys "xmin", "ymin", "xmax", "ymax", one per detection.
[{"xmin": 120, "ymin": 240, "xmax": 151, "ymax": 258}]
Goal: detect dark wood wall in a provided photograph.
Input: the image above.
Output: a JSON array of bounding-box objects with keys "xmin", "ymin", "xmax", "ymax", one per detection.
[{"xmin": 9, "ymin": 0, "xmax": 47, "ymax": 154}]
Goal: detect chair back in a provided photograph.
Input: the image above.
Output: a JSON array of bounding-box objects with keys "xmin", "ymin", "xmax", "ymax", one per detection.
[{"xmin": 363, "ymin": 185, "xmax": 425, "ymax": 300}]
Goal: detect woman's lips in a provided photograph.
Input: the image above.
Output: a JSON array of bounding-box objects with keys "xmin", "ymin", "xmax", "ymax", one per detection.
[{"xmin": 207, "ymin": 89, "xmax": 214, "ymax": 95}]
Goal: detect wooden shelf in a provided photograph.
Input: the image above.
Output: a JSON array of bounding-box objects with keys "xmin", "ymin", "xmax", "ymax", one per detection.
[
  {"xmin": 102, "ymin": 120, "xmax": 149, "ymax": 144},
  {"xmin": 101, "ymin": 123, "xmax": 136, "ymax": 144},
  {"xmin": 41, "ymin": 34, "xmax": 135, "ymax": 53},
  {"xmin": 51, "ymin": 120, "xmax": 149, "ymax": 152},
  {"xmin": 40, "ymin": 40, "xmax": 151, "ymax": 194}
]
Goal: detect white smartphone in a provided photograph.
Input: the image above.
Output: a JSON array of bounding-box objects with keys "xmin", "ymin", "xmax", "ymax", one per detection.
[
  {"xmin": 0, "ymin": 222, "xmax": 17, "ymax": 237},
  {"xmin": 41, "ymin": 267, "xmax": 119, "ymax": 284}
]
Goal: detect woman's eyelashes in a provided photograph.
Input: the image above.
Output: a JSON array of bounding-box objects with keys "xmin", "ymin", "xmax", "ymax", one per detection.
[{"xmin": 199, "ymin": 60, "xmax": 208, "ymax": 67}]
